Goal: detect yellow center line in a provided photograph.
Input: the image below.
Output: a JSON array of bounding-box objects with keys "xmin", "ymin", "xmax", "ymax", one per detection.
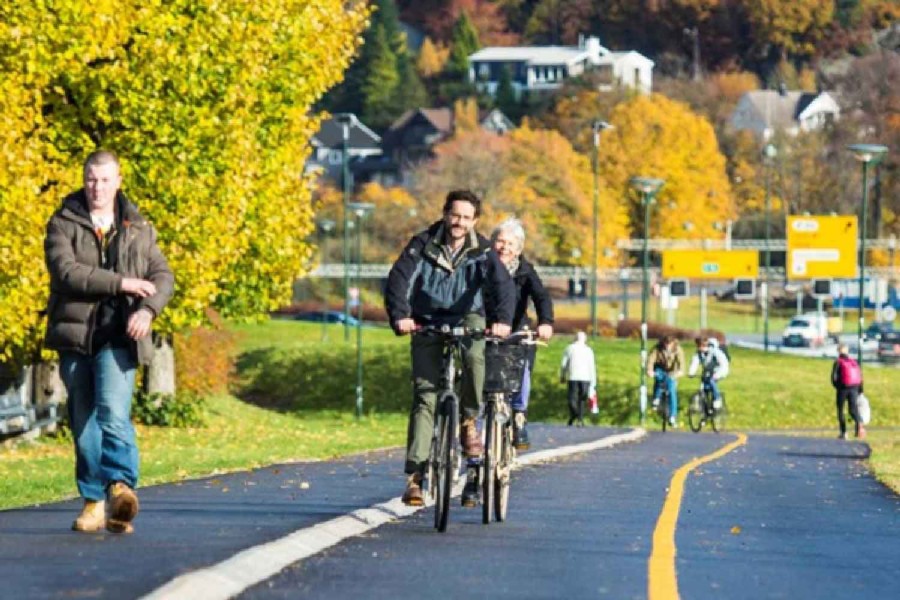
[{"xmin": 648, "ymin": 432, "xmax": 748, "ymax": 600}]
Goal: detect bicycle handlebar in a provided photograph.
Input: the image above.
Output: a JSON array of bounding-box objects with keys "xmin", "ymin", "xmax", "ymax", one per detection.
[{"xmin": 412, "ymin": 325, "xmax": 545, "ymax": 346}]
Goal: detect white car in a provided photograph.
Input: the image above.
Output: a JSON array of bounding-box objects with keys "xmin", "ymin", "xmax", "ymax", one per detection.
[{"xmin": 782, "ymin": 313, "xmax": 828, "ymax": 348}]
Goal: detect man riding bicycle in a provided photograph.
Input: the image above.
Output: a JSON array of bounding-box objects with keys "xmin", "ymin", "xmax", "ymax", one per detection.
[
  {"xmin": 646, "ymin": 335, "xmax": 684, "ymax": 427},
  {"xmin": 688, "ymin": 337, "xmax": 729, "ymax": 408},
  {"xmin": 384, "ymin": 190, "xmax": 515, "ymax": 508}
]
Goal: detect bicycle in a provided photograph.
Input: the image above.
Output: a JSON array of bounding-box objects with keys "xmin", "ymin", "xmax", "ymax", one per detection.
[
  {"xmin": 688, "ymin": 374, "xmax": 727, "ymax": 433},
  {"xmin": 651, "ymin": 370, "xmax": 675, "ymax": 432},
  {"xmin": 414, "ymin": 325, "xmax": 477, "ymax": 533},
  {"xmin": 481, "ymin": 330, "xmax": 540, "ymax": 525}
]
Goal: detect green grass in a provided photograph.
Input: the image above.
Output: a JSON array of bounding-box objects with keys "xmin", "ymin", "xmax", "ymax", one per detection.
[{"xmin": 2, "ymin": 319, "xmax": 898, "ymax": 509}]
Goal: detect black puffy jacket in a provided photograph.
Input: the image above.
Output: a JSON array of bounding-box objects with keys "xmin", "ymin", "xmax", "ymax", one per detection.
[{"xmin": 511, "ymin": 257, "xmax": 554, "ymax": 332}]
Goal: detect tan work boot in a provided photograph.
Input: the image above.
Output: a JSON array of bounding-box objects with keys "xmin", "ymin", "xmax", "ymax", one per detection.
[
  {"xmin": 460, "ymin": 417, "xmax": 483, "ymax": 458},
  {"xmin": 401, "ymin": 473, "xmax": 424, "ymax": 506},
  {"xmin": 107, "ymin": 482, "xmax": 139, "ymax": 534},
  {"xmin": 72, "ymin": 499, "xmax": 106, "ymax": 532}
]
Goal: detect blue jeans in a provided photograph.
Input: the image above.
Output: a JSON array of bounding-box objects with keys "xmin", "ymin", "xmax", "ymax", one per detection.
[
  {"xmin": 702, "ymin": 376, "xmax": 722, "ymax": 400},
  {"xmin": 653, "ymin": 369, "xmax": 678, "ymax": 420},
  {"xmin": 510, "ymin": 366, "xmax": 531, "ymax": 412},
  {"xmin": 60, "ymin": 346, "xmax": 138, "ymax": 500}
]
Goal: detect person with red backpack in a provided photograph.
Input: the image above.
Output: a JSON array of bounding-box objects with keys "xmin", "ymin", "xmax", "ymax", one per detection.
[{"xmin": 831, "ymin": 344, "xmax": 865, "ymax": 440}]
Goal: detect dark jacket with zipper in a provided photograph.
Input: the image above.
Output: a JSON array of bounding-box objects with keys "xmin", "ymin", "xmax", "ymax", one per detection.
[
  {"xmin": 511, "ymin": 257, "xmax": 554, "ymax": 332},
  {"xmin": 44, "ymin": 190, "xmax": 174, "ymax": 365},
  {"xmin": 384, "ymin": 221, "xmax": 515, "ymax": 331}
]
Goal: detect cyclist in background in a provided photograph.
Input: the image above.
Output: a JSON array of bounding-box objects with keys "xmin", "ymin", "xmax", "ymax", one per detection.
[
  {"xmin": 491, "ymin": 217, "xmax": 554, "ymax": 450},
  {"xmin": 646, "ymin": 335, "xmax": 685, "ymax": 427},
  {"xmin": 688, "ymin": 337, "xmax": 729, "ymax": 408},
  {"xmin": 384, "ymin": 190, "xmax": 515, "ymax": 508}
]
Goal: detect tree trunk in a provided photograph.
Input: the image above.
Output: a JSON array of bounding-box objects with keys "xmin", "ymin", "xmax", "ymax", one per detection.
[{"xmin": 146, "ymin": 334, "xmax": 176, "ymax": 397}]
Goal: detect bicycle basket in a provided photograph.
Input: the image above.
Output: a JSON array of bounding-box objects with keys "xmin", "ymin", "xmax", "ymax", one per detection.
[{"xmin": 484, "ymin": 343, "xmax": 528, "ymax": 394}]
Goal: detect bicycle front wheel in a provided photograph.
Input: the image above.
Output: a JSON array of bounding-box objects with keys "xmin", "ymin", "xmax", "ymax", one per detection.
[
  {"xmin": 688, "ymin": 392, "xmax": 704, "ymax": 433},
  {"xmin": 435, "ymin": 398, "xmax": 457, "ymax": 532},
  {"xmin": 710, "ymin": 395, "xmax": 727, "ymax": 433},
  {"xmin": 482, "ymin": 404, "xmax": 495, "ymax": 525},
  {"xmin": 494, "ymin": 422, "xmax": 512, "ymax": 522}
]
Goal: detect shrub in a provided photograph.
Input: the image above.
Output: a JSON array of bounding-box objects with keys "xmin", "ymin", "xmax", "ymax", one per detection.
[
  {"xmin": 174, "ymin": 310, "xmax": 236, "ymax": 397},
  {"xmin": 132, "ymin": 391, "xmax": 207, "ymax": 428},
  {"xmin": 615, "ymin": 319, "xmax": 724, "ymax": 343}
]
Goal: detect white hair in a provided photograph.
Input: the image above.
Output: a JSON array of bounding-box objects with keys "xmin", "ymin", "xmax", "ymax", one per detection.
[
  {"xmin": 491, "ymin": 217, "xmax": 526, "ymax": 253},
  {"xmin": 576, "ymin": 331, "xmax": 587, "ymax": 343}
]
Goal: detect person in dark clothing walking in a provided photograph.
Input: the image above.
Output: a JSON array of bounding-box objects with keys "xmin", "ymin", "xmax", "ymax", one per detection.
[
  {"xmin": 44, "ymin": 150, "xmax": 174, "ymax": 534},
  {"xmin": 491, "ymin": 217, "xmax": 554, "ymax": 449},
  {"xmin": 384, "ymin": 190, "xmax": 515, "ymax": 508},
  {"xmin": 831, "ymin": 344, "xmax": 865, "ymax": 440}
]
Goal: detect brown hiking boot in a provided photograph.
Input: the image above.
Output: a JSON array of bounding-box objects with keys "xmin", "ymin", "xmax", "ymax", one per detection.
[
  {"xmin": 107, "ymin": 482, "xmax": 139, "ymax": 534},
  {"xmin": 72, "ymin": 500, "xmax": 106, "ymax": 532},
  {"xmin": 460, "ymin": 417, "xmax": 483, "ymax": 458},
  {"xmin": 401, "ymin": 473, "xmax": 424, "ymax": 506}
]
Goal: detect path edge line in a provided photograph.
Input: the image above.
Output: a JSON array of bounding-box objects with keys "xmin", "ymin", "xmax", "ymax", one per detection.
[{"xmin": 141, "ymin": 427, "xmax": 647, "ymax": 600}]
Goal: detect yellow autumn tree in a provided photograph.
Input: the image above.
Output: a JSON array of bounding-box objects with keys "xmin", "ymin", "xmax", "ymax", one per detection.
[
  {"xmin": 599, "ymin": 94, "xmax": 736, "ymax": 240},
  {"xmin": 453, "ymin": 97, "xmax": 480, "ymax": 133},
  {"xmin": 0, "ymin": 1, "xmax": 369, "ymax": 366},
  {"xmin": 417, "ymin": 36, "xmax": 450, "ymax": 78},
  {"xmin": 743, "ymin": 0, "xmax": 835, "ymax": 58}
]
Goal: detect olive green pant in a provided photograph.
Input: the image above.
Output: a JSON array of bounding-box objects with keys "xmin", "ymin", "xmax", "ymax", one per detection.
[{"xmin": 405, "ymin": 314, "xmax": 485, "ymax": 475}]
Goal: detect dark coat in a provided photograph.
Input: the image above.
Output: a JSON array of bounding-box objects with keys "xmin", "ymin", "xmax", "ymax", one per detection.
[
  {"xmin": 44, "ymin": 190, "xmax": 174, "ymax": 365},
  {"xmin": 511, "ymin": 257, "xmax": 554, "ymax": 332},
  {"xmin": 384, "ymin": 220, "xmax": 515, "ymax": 331}
]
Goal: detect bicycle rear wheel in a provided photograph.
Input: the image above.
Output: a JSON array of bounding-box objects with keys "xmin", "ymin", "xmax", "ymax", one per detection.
[
  {"xmin": 435, "ymin": 397, "xmax": 457, "ymax": 532},
  {"xmin": 710, "ymin": 395, "xmax": 727, "ymax": 433},
  {"xmin": 688, "ymin": 392, "xmax": 704, "ymax": 433},
  {"xmin": 494, "ymin": 422, "xmax": 512, "ymax": 522},
  {"xmin": 482, "ymin": 404, "xmax": 495, "ymax": 525},
  {"xmin": 661, "ymin": 394, "xmax": 669, "ymax": 432}
]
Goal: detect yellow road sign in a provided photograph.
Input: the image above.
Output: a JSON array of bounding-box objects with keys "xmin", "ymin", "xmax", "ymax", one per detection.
[
  {"xmin": 661, "ymin": 250, "xmax": 759, "ymax": 279},
  {"xmin": 786, "ymin": 215, "xmax": 857, "ymax": 279}
]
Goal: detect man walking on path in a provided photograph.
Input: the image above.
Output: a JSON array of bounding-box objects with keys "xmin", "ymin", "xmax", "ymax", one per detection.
[
  {"xmin": 384, "ymin": 189, "xmax": 515, "ymax": 508},
  {"xmin": 560, "ymin": 332, "xmax": 596, "ymax": 426},
  {"xmin": 831, "ymin": 343, "xmax": 865, "ymax": 440},
  {"xmin": 44, "ymin": 150, "xmax": 174, "ymax": 534}
]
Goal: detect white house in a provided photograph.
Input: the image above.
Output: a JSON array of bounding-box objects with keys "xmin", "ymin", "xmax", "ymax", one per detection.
[
  {"xmin": 730, "ymin": 89, "xmax": 841, "ymax": 138},
  {"xmin": 467, "ymin": 35, "xmax": 654, "ymax": 98}
]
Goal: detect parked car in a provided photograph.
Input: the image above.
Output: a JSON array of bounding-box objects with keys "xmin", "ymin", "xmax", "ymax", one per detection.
[
  {"xmin": 293, "ymin": 310, "xmax": 360, "ymax": 327},
  {"xmin": 782, "ymin": 313, "xmax": 828, "ymax": 347},
  {"xmin": 877, "ymin": 331, "xmax": 900, "ymax": 364},
  {"xmin": 864, "ymin": 321, "xmax": 895, "ymax": 341}
]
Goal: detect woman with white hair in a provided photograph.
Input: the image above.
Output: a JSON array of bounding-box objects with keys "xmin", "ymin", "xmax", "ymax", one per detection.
[{"xmin": 491, "ymin": 217, "xmax": 554, "ymax": 449}]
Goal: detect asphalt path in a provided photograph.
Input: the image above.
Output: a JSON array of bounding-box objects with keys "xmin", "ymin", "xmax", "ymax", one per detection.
[
  {"xmin": 0, "ymin": 425, "xmax": 624, "ymax": 600},
  {"xmin": 2, "ymin": 427, "xmax": 897, "ymax": 599},
  {"xmin": 238, "ymin": 431, "xmax": 897, "ymax": 600}
]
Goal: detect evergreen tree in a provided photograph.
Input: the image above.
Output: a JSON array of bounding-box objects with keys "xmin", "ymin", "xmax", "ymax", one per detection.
[
  {"xmin": 494, "ymin": 65, "xmax": 519, "ymax": 121},
  {"xmin": 447, "ymin": 10, "xmax": 481, "ymax": 79},
  {"xmin": 362, "ymin": 24, "xmax": 401, "ymax": 130},
  {"xmin": 394, "ymin": 50, "xmax": 429, "ymax": 114}
]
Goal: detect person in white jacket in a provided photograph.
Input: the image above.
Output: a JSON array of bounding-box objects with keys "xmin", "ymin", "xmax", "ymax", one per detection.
[
  {"xmin": 688, "ymin": 337, "xmax": 729, "ymax": 407},
  {"xmin": 560, "ymin": 331, "xmax": 596, "ymax": 426}
]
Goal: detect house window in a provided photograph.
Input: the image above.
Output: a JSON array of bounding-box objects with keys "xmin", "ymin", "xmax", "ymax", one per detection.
[
  {"xmin": 328, "ymin": 150, "xmax": 343, "ymax": 165},
  {"xmin": 596, "ymin": 64, "xmax": 613, "ymax": 84},
  {"xmin": 478, "ymin": 63, "xmax": 491, "ymax": 80},
  {"xmin": 634, "ymin": 68, "xmax": 641, "ymax": 87}
]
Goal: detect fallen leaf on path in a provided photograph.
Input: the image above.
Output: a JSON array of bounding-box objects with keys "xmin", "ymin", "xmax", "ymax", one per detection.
[{"xmin": 730, "ymin": 526, "xmax": 742, "ymax": 535}]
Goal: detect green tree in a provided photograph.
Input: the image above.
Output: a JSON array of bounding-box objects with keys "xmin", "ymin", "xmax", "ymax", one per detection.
[
  {"xmin": 362, "ymin": 24, "xmax": 402, "ymax": 130},
  {"xmin": 394, "ymin": 49, "xmax": 429, "ymax": 114},
  {"xmin": 0, "ymin": 0, "xmax": 369, "ymax": 367},
  {"xmin": 494, "ymin": 65, "xmax": 519, "ymax": 121},
  {"xmin": 447, "ymin": 10, "xmax": 481, "ymax": 79}
]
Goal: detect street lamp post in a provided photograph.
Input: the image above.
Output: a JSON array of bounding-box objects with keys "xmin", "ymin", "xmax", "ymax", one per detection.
[
  {"xmin": 762, "ymin": 142, "xmax": 777, "ymax": 353},
  {"xmin": 848, "ymin": 144, "xmax": 889, "ymax": 366},
  {"xmin": 630, "ymin": 176, "xmax": 664, "ymax": 422},
  {"xmin": 348, "ymin": 202, "xmax": 375, "ymax": 419},
  {"xmin": 317, "ymin": 218, "xmax": 336, "ymax": 341},
  {"xmin": 590, "ymin": 120, "xmax": 613, "ymax": 338},
  {"xmin": 334, "ymin": 113, "xmax": 357, "ymax": 342}
]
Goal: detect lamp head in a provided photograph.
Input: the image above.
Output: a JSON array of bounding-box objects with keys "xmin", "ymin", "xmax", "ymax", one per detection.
[
  {"xmin": 629, "ymin": 176, "xmax": 665, "ymax": 197},
  {"xmin": 848, "ymin": 143, "xmax": 888, "ymax": 165}
]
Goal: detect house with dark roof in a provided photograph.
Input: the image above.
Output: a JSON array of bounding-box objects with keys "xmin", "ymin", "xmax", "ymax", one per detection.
[
  {"xmin": 468, "ymin": 35, "xmax": 654, "ymax": 99},
  {"xmin": 306, "ymin": 117, "xmax": 382, "ymax": 185},
  {"xmin": 730, "ymin": 89, "xmax": 840, "ymax": 138}
]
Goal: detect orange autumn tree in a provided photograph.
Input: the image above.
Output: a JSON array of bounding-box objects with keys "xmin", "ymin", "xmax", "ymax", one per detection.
[{"xmin": 599, "ymin": 94, "xmax": 736, "ymax": 241}]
